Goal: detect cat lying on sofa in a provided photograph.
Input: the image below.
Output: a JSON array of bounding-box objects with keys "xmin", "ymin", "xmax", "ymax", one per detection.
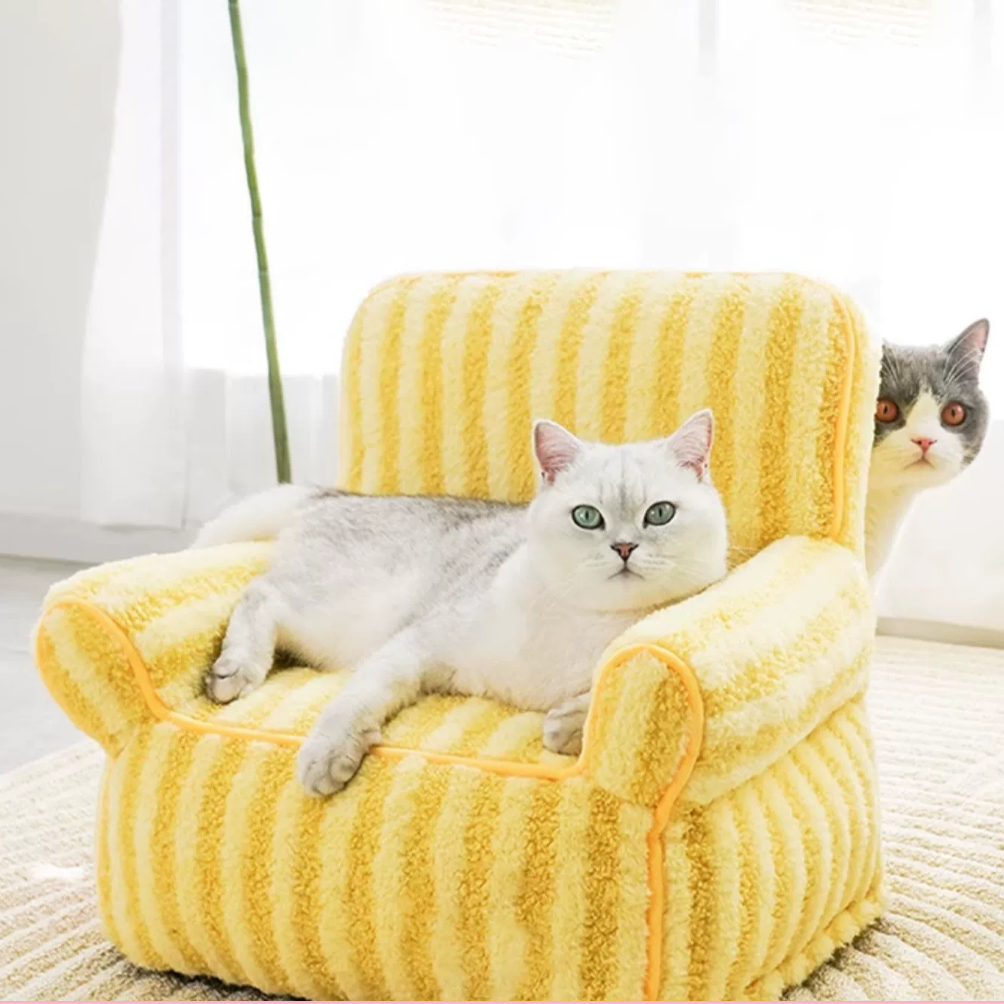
[
  {"xmin": 190, "ymin": 314, "xmax": 990, "ymax": 798},
  {"xmin": 195, "ymin": 410, "xmax": 729, "ymax": 796}
]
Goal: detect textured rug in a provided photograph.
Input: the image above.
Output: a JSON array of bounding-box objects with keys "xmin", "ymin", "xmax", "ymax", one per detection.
[{"xmin": 2, "ymin": 636, "xmax": 1003, "ymax": 1001}]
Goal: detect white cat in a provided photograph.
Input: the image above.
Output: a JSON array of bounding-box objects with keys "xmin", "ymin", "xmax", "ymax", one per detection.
[
  {"xmin": 866, "ymin": 319, "xmax": 990, "ymax": 578},
  {"xmin": 195, "ymin": 411, "xmax": 729, "ymax": 796}
]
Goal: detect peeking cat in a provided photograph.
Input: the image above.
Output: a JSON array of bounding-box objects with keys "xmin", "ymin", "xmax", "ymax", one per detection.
[
  {"xmin": 866, "ymin": 319, "xmax": 990, "ymax": 578},
  {"xmin": 194, "ymin": 411, "xmax": 729, "ymax": 796}
]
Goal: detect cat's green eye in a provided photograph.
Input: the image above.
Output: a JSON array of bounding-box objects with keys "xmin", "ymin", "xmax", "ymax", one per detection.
[
  {"xmin": 571, "ymin": 505, "xmax": 604, "ymax": 530},
  {"xmin": 644, "ymin": 501, "xmax": 676, "ymax": 526}
]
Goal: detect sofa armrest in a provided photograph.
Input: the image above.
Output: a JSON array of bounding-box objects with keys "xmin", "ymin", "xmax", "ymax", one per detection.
[
  {"xmin": 582, "ymin": 536, "xmax": 874, "ymax": 809},
  {"xmin": 34, "ymin": 543, "xmax": 271, "ymax": 754}
]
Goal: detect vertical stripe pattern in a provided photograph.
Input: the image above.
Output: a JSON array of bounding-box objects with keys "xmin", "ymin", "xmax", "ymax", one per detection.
[
  {"xmin": 32, "ymin": 268, "xmax": 884, "ymax": 1001},
  {"xmin": 335, "ymin": 270, "xmax": 874, "ymax": 557},
  {"xmin": 89, "ymin": 731, "xmax": 658, "ymax": 1002},
  {"xmin": 662, "ymin": 697, "xmax": 883, "ymax": 1000}
]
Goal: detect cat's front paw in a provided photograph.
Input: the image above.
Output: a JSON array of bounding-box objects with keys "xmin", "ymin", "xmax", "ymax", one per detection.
[
  {"xmin": 543, "ymin": 697, "xmax": 588, "ymax": 756},
  {"xmin": 297, "ymin": 713, "xmax": 381, "ymax": 797},
  {"xmin": 205, "ymin": 652, "xmax": 263, "ymax": 704}
]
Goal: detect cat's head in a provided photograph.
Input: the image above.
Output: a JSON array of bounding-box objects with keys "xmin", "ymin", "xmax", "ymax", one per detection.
[
  {"xmin": 526, "ymin": 410, "xmax": 729, "ymax": 613},
  {"xmin": 871, "ymin": 320, "xmax": 990, "ymax": 492}
]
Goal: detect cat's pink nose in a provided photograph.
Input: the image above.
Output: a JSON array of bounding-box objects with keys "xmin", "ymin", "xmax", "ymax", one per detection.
[
  {"xmin": 611, "ymin": 541, "xmax": 638, "ymax": 561},
  {"xmin": 912, "ymin": 436, "xmax": 936, "ymax": 454}
]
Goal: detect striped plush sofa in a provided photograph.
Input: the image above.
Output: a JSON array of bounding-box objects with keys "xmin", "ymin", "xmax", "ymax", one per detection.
[{"xmin": 35, "ymin": 270, "xmax": 883, "ymax": 1001}]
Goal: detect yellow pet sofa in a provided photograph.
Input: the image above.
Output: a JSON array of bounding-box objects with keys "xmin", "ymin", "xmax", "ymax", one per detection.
[{"xmin": 35, "ymin": 270, "xmax": 883, "ymax": 1001}]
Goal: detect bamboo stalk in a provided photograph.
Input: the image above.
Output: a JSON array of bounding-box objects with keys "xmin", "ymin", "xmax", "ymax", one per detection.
[{"xmin": 227, "ymin": 0, "xmax": 291, "ymax": 483}]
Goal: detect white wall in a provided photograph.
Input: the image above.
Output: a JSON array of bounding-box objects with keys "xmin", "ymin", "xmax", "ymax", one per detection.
[{"xmin": 0, "ymin": 0, "xmax": 119, "ymax": 520}]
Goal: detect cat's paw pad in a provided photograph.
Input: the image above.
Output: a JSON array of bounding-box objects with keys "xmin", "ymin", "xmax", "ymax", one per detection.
[
  {"xmin": 205, "ymin": 653, "xmax": 262, "ymax": 704},
  {"xmin": 297, "ymin": 717, "xmax": 381, "ymax": 797},
  {"xmin": 543, "ymin": 700, "xmax": 587, "ymax": 756}
]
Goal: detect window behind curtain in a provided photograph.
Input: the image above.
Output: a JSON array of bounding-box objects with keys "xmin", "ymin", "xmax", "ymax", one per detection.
[{"xmin": 178, "ymin": 0, "xmax": 1003, "ymax": 395}]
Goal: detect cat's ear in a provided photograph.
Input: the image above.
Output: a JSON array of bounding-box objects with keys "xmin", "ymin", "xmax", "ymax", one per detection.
[
  {"xmin": 665, "ymin": 408, "xmax": 714, "ymax": 480},
  {"xmin": 533, "ymin": 420, "xmax": 583, "ymax": 484},
  {"xmin": 945, "ymin": 319, "xmax": 989, "ymax": 380}
]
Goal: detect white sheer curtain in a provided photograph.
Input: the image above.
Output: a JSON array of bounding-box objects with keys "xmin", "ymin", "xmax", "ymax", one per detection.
[
  {"xmin": 83, "ymin": 0, "xmax": 1003, "ymax": 627},
  {"xmin": 176, "ymin": 0, "xmax": 1003, "ymax": 391},
  {"xmin": 81, "ymin": 0, "xmax": 186, "ymax": 528}
]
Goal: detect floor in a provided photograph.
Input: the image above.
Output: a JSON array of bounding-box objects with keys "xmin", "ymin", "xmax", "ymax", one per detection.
[{"xmin": 0, "ymin": 554, "xmax": 87, "ymax": 773}]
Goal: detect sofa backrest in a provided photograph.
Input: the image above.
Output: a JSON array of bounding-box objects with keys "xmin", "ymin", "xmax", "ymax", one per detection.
[{"xmin": 336, "ymin": 270, "xmax": 879, "ymax": 561}]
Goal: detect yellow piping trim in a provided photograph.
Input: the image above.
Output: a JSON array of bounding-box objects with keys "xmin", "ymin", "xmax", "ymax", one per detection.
[
  {"xmin": 826, "ymin": 285, "xmax": 858, "ymax": 542},
  {"xmin": 41, "ymin": 274, "xmax": 860, "ymax": 1001},
  {"xmin": 39, "ymin": 599, "xmax": 705, "ymax": 999},
  {"xmin": 369, "ymin": 271, "xmax": 859, "ymax": 540},
  {"xmin": 41, "ymin": 600, "xmax": 699, "ymax": 784},
  {"xmin": 643, "ymin": 643, "xmax": 706, "ymax": 1001}
]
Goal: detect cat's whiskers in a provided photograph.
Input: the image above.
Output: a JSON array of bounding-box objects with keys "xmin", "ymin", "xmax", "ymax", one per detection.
[{"xmin": 944, "ymin": 344, "xmax": 985, "ymax": 385}]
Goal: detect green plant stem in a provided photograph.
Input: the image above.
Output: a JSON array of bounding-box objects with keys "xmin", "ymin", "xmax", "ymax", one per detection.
[{"xmin": 227, "ymin": 0, "xmax": 291, "ymax": 483}]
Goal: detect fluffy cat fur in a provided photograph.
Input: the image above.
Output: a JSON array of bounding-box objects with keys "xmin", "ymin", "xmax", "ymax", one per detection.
[
  {"xmin": 867, "ymin": 319, "xmax": 990, "ymax": 578},
  {"xmin": 195, "ymin": 411, "xmax": 729, "ymax": 796}
]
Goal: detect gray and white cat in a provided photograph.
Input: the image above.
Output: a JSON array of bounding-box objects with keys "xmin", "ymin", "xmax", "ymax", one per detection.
[
  {"xmin": 195, "ymin": 410, "xmax": 729, "ymax": 796},
  {"xmin": 867, "ymin": 319, "xmax": 990, "ymax": 577}
]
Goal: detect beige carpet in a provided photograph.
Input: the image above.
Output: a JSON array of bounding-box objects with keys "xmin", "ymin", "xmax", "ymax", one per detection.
[{"xmin": 2, "ymin": 636, "xmax": 1003, "ymax": 1001}]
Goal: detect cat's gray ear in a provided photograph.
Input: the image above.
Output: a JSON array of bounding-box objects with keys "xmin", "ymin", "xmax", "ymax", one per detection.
[
  {"xmin": 945, "ymin": 319, "xmax": 989, "ymax": 380},
  {"xmin": 666, "ymin": 408, "xmax": 714, "ymax": 480},
  {"xmin": 533, "ymin": 420, "xmax": 583, "ymax": 484}
]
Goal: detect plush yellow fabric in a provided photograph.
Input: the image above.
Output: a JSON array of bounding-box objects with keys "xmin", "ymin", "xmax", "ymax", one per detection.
[
  {"xmin": 35, "ymin": 270, "xmax": 883, "ymax": 1001},
  {"xmin": 340, "ymin": 270, "xmax": 876, "ymax": 562}
]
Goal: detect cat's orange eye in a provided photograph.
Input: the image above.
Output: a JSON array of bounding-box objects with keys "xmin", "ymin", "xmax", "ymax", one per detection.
[
  {"xmin": 875, "ymin": 399, "xmax": 899, "ymax": 423},
  {"xmin": 941, "ymin": 402, "xmax": 966, "ymax": 427}
]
